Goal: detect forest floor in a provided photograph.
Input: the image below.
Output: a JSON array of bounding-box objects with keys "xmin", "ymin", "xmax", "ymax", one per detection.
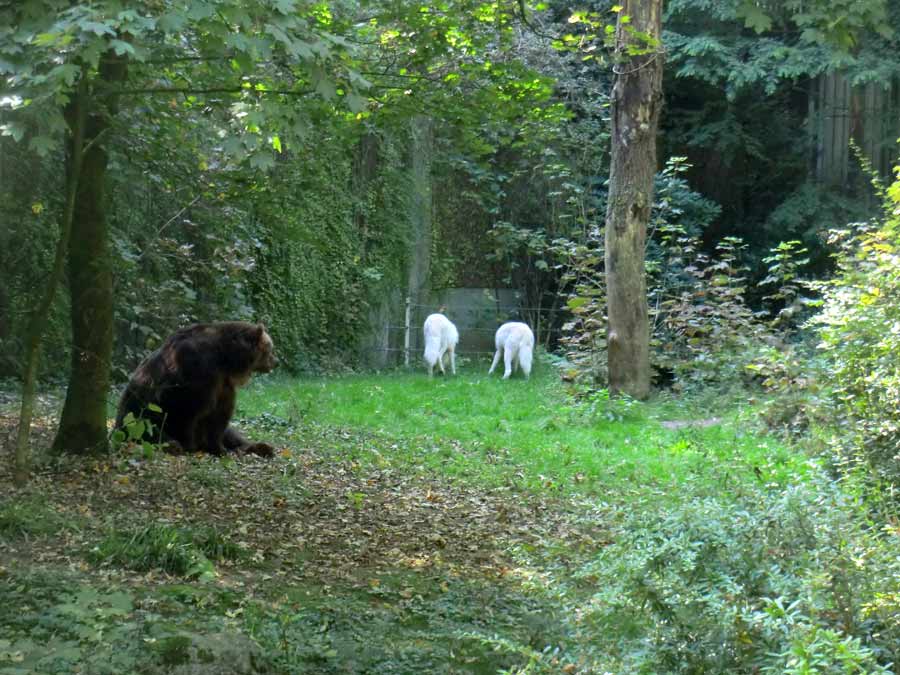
[{"xmin": 0, "ymin": 367, "xmax": 808, "ymax": 674}]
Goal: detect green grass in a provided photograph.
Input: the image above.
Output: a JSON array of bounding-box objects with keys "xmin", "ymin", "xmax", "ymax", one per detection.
[
  {"xmin": 0, "ymin": 495, "xmax": 76, "ymax": 538},
  {"xmin": 0, "ymin": 569, "xmax": 568, "ymax": 675},
  {"xmin": 88, "ymin": 523, "xmax": 244, "ymax": 578},
  {"xmin": 238, "ymin": 366, "xmax": 804, "ymax": 495}
]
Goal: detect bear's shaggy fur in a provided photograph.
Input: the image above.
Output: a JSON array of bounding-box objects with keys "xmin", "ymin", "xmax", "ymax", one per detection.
[{"xmin": 115, "ymin": 322, "xmax": 277, "ymax": 456}]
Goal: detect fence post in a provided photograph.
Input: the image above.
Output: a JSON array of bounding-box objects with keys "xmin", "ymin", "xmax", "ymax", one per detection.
[{"xmin": 404, "ymin": 295, "xmax": 411, "ymax": 367}]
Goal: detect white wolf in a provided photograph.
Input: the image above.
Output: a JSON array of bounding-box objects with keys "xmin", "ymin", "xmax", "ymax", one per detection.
[
  {"xmin": 489, "ymin": 322, "xmax": 534, "ymax": 379},
  {"xmin": 423, "ymin": 313, "xmax": 459, "ymax": 377}
]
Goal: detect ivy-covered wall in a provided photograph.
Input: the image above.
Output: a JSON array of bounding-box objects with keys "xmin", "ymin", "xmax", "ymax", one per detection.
[{"xmin": 248, "ymin": 131, "xmax": 411, "ymax": 373}]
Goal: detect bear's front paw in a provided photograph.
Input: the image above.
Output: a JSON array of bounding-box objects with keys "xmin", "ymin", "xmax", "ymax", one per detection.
[{"xmin": 243, "ymin": 442, "xmax": 276, "ymax": 458}]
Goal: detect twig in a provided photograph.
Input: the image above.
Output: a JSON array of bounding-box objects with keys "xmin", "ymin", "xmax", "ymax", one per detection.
[{"xmin": 136, "ymin": 195, "xmax": 202, "ymax": 260}]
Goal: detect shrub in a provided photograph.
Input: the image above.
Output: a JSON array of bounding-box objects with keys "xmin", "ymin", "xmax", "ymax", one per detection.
[
  {"xmin": 807, "ymin": 165, "xmax": 900, "ymax": 485},
  {"xmin": 651, "ymin": 234, "xmax": 770, "ymax": 389},
  {"xmin": 572, "ymin": 475, "xmax": 899, "ymax": 673}
]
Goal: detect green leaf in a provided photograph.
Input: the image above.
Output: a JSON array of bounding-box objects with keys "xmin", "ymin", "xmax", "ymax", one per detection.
[
  {"xmin": 48, "ymin": 63, "xmax": 80, "ymax": 86},
  {"xmin": 77, "ymin": 20, "xmax": 116, "ymax": 37},
  {"xmin": 110, "ymin": 40, "xmax": 135, "ymax": 57},
  {"xmin": 567, "ymin": 297, "xmax": 589, "ymax": 309},
  {"xmin": 314, "ymin": 76, "xmax": 336, "ymax": 100},
  {"xmin": 272, "ymin": 0, "xmax": 297, "ymax": 13},
  {"xmin": 738, "ymin": 2, "xmax": 773, "ymax": 33},
  {"xmin": 347, "ymin": 69, "xmax": 372, "ymax": 89},
  {"xmin": 28, "ymin": 135, "xmax": 56, "ymax": 156},
  {"xmin": 345, "ymin": 92, "xmax": 367, "ymax": 113},
  {"xmin": 0, "ymin": 121, "xmax": 26, "ymax": 142},
  {"xmin": 186, "ymin": 3, "xmax": 215, "ymax": 20},
  {"xmin": 34, "ymin": 32, "xmax": 61, "ymax": 47},
  {"xmin": 158, "ymin": 11, "xmax": 188, "ymax": 33},
  {"xmin": 249, "ymin": 152, "xmax": 276, "ymax": 170}
]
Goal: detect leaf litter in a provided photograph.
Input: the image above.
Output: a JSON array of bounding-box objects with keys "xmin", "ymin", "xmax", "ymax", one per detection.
[{"xmin": 0, "ymin": 408, "xmax": 596, "ymax": 591}]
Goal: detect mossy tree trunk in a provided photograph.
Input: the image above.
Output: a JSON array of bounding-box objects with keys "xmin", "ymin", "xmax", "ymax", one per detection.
[
  {"xmin": 52, "ymin": 55, "xmax": 126, "ymax": 455},
  {"xmin": 603, "ymin": 0, "xmax": 663, "ymax": 400}
]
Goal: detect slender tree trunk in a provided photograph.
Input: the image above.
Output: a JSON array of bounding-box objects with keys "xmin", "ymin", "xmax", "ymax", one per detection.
[
  {"xmin": 406, "ymin": 116, "xmax": 433, "ymax": 362},
  {"xmin": 52, "ymin": 55, "xmax": 126, "ymax": 455},
  {"xmin": 604, "ymin": 0, "xmax": 663, "ymax": 400},
  {"xmin": 13, "ymin": 76, "xmax": 89, "ymax": 482}
]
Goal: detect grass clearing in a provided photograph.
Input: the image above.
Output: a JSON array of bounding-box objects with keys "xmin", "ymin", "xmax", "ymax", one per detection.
[
  {"xmin": 0, "ymin": 494, "xmax": 79, "ymax": 539},
  {"xmin": 238, "ymin": 366, "xmax": 803, "ymax": 496}
]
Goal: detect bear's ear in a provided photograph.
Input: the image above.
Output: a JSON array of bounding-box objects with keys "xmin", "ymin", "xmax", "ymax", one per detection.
[{"xmin": 255, "ymin": 323, "xmax": 266, "ymax": 342}]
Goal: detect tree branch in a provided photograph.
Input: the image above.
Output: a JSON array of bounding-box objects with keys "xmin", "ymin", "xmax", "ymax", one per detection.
[{"xmin": 112, "ymin": 86, "xmax": 315, "ymax": 96}]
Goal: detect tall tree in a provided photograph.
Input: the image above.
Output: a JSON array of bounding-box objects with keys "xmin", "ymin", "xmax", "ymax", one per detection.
[
  {"xmin": 52, "ymin": 53, "xmax": 125, "ymax": 455},
  {"xmin": 604, "ymin": 0, "xmax": 664, "ymax": 399}
]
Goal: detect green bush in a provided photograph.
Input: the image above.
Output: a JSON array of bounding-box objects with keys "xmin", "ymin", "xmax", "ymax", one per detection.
[
  {"xmin": 808, "ymin": 166, "xmax": 900, "ymax": 484},
  {"xmin": 248, "ymin": 133, "xmax": 409, "ymax": 373},
  {"xmin": 652, "ymin": 234, "xmax": 770, "ymax": 389},
  {"xmin": 574, "ymin": 475, "xmax": 899, "ymax": 673}
]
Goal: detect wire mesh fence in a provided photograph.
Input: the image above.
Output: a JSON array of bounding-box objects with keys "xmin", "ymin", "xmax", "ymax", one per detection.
[{"xmin": 365, "ymin": 296, "xmax": 573, "ymax": 365}]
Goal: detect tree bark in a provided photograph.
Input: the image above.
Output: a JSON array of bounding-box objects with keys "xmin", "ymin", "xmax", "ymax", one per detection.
[
  {"xmin": 604, "ymin": 0, "xmax": 663, "ymax": 400},
  {"xmin": 52, "ymin": 55, "xmax": 126, "ymax": 455}
]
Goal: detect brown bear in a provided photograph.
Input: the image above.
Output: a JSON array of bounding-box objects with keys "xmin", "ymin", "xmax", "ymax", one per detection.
[{"xmin": 115, "ymin": 321, "xmax": 277, "ymax": 456}]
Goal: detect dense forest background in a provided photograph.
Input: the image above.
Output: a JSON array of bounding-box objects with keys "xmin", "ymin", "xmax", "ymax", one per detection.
[{"xmin": 4, "ymin": 0, "xmax": 898, "ymax": 380}]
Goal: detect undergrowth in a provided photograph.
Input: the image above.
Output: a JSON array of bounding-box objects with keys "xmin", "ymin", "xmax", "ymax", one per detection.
[
  {"xmin": 2, "ymin": 373, "xmax": 898, "ymax": 673},
  {"xmin": 0, "ymin": 495, "xmax": 75, "ymax": 539}
]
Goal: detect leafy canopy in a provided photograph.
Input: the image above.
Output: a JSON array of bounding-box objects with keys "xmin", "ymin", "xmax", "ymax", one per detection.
[{"xmin": 1, "ymin": 0, "xmax": 364, "ymax": 165}]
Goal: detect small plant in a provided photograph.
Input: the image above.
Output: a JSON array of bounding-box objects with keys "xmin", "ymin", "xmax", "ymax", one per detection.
[
  {"xmin": 111, "ymin": 405, "xmax": 165, "ymax": 459},
  {"xmin": 760, "ymin": 239, "xmax": 812, "ymax": 332},
  {"xmin": 569, "ymin": 386, "xmax": 641, "ymax": 423},
  {"xmin": 745, "ymin": 345, "xmax": 826, "ymax": 436},
  {"xmin": 653, "ymin": 234, "xmax": 771, "ymax": 389},
  {"xmin": 572, "ymin": 474, "xmax": 900, "ymax": 673}
]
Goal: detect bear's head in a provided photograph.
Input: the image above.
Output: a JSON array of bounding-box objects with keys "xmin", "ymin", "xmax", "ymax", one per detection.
[{"xmin": 252, "ymin": 324, "xmax": 278, "ymax": 373}]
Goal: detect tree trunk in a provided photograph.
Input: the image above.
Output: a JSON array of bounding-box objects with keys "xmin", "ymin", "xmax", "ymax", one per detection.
[
  {"xmin": 13, "ymin": 76, "xmax": 88, "ymax": 481},
  {"xmin": 52, "ymin": 56, "xmax": 126, "ymax": 455},
  {"xmin": 603, "ymin": 0, "xmax": 663, "ymax": 400},
  {"xmin": 406, "ymin": 116, "xmax": 433, "ymax": 362}
]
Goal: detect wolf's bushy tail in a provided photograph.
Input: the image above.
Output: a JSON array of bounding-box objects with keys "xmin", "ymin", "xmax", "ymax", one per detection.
[{"xmin": 519, "ymin": 344, "xmax": 533, "ymax": 378}]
